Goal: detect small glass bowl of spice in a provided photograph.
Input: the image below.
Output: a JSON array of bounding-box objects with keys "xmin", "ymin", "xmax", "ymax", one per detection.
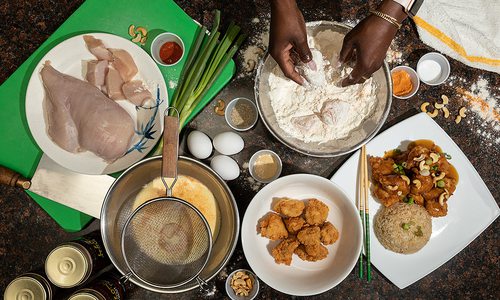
[
  {"xmin": 225, "ymin": 97, "xmax": 258, "ymax": 131},
  {"xmin": 391, "ymin": 66, "xmax": 420, "ymax": 99},
  {"xmin": 225, "ymin": 269, "xmax": 259, "ymax": 300},
  {"xmin": 249, "ymin": 150, "xmax": 282, "ymax": 183},
  {"xmin": 150, "ymin": 32, "xmax": 185, "ymax": 66}
]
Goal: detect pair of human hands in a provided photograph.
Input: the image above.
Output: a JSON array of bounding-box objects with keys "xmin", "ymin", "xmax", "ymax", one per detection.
[{"xmin": 269, "ymin": 0, "xmax": 403, "ymax": 86}]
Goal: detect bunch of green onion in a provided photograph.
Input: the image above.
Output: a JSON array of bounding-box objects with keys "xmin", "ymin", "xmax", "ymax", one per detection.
[
  {"xmin": 171, "ymin": 10, "xmax": 245, "ymax": 125},
  {"xmin": 153, "ymin": 10, "xmax": 245, "ymax": 155}
]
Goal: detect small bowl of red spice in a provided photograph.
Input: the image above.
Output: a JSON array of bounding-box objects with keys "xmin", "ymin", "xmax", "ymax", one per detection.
[
  {"xmin": 391, "ymin": 66, "xmax": 420, "ymax": 99},
  {"xmin": 151, "ymin": 32, "xmax": 185, "ymax": 66}
]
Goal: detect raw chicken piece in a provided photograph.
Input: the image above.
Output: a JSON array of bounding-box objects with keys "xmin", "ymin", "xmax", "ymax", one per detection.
[
  {"xmin": 40, "ymin": 62, "xmax": 135, "ymax": 162},
  {"xmin": 83, "ymin": 35, "xmax": 112, "ymax": 60},
  {"xmin": 110, "ymin": 49, "xmax": 138, "ymax": 82},
  {"xmin": 291, "ymin": 114, "xmax": 324, "ymax": 137},
  {"xmin": 122, "ymin": 80, "xmax": 152, "ymax": 106},
  {"xmin": 319, "ymin": 100, "xmax": 350, "ymax": 126},
  {"xmin": 105, "ymin": 67, "xmax": 125, "ymax": 100},
  {"xmin": 86, "ymin": 60, "xmax": 108, "ymax": 87}
]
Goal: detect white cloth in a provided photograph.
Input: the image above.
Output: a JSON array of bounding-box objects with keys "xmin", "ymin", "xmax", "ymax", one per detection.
[{"xmin": 414, "ymin": 0, "xmax": 500, "ymax": 74}]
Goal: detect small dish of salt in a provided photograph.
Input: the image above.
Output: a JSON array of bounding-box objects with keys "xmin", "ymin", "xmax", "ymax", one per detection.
[
  {"xmin": 416, "ymin": 52, "xmax": 450, "ymax": 86},
  {"xmin": 249, "ymin": 150, "xmax": 282, "ymax": 183},
  {"xmin": 225, "ymin": 97, "xmax": 258, "ymax": 131}
]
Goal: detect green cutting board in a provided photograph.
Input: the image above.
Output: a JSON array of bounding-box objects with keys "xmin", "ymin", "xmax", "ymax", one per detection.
[{"xmin": 0, "ymin": 0, "xmax": 235, "ymax": 232}]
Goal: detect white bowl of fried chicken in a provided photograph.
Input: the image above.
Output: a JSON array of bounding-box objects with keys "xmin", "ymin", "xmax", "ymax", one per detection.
[{"xmin": 241, "ymin": 174, "xmax": 362, "ymax": 296}]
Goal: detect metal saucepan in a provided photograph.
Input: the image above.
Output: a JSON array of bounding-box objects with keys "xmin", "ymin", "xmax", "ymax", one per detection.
[{"xmin": 100, "ymin": 114, "xmax": 239, "ymax": 293}]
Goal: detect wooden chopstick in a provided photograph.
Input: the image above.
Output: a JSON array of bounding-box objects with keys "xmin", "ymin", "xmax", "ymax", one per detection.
[
  {"xmin": 358, "ymin": 146, "xmax": 366, "ymax": 278},
  {"xmin": 361, "ymin": 145, "xmax": 372, "ymax": 281}
]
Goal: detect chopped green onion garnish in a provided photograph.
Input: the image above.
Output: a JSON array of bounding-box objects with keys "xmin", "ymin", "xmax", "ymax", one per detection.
[
  {"xmin": 408, "ymin": 197, "xmax": 414, "ymax": 204},
  {"xmin": 402, "ymin": 162, "xmax": 408, "ymax": 168},
  {"xmin": 431, "ymin": 165, "xmax": 439, "ymax": 171},
  {"xmin": 437, "ymin": 180, "xmax": 445, "ymax": 188},
  {"xmin": 442, "ymin": 153, "xmax": 452, "ymax": 159},
  {"xmin": 402, "ymin": 223, "xmax": 410, "ymax": 230},
  {"xmin": 425, "ymin": 159, "xmax": 433, "ymax": 165}
]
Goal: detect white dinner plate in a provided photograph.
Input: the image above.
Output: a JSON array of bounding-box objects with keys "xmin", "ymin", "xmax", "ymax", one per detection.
[
  {"xmin": 330, "ymin": 112, "xmax": 499, "ymax": 289},
  {"xmin": 25, "ymin": 33, "xmax": 168, "ymax": 174},
  {"xmin": 241, "ymin": 174, "xmax": 362, "ymax": 296}
]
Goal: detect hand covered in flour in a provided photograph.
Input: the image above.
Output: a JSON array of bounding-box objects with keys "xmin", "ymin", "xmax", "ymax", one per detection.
[
  {"xmin": 269, "ymin": 0, "xmax": 314, "ymax": 85},
  {"xmin": 339, "ymin": 0, "xmax": 407, "ymax": 87}
]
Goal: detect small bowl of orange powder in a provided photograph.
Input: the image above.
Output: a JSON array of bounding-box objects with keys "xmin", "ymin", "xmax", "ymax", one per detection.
[{"xmin": 391, "ymin": 66, "xmax": 420, "ymax": 99}]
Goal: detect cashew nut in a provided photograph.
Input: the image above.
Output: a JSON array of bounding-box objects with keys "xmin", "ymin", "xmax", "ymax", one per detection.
[
  {"xmin": 419, "ymin": 160, "xmax": 430, "ymax": 171},
  {"xmin": 386, "ymin": 185, "xmax": 399, "ymax": 191},
  {"xmin": 455, "ymin": 115, "xmax": 462, "ymax": 124},
  {"xmin": 413, "ymin": 179, "xmax": 422, "ymax": 189},
  {"xmin": 441, "ymin": 95, "xmax": 449, "ymax": 104},
  {"xmin": 427, "ymin": 109, "xmax": 439, "ymax": 118},
  {"xmin": 430, "ymin": 153, "xmax": 440, "ymax": 163},
  {"xmin": 420, "ymin": 102, "xmax": 430, "ymax": 113},
  {"xmin": 128, "ymin": 24, "xmax": 136, "ymax": 37},
  {"xmin": 435, "ymin": 102, "xmax": 445, "ymax": 109},
  {"xmin": 433, "ymin": 172, "xmax": 446, "ymax": 182},
  {"xmin": 442, "ymin": 107, "xmax": 450, "ymax": 118},
  {"xmin": 459, "ymin": 107, "xmax": 467, "ymax": 118},
  {"xmin": 131, "ymin": 32, "xmax": 142, "ymax": 43},
  {"xmin": 438, "ymin": 192, "xmax": 448, "ymax": 206},
  {"xmin": 400, "ymin": 175, "xmax": 411, "ymax": 185},
  {"xmin": 413, "ymin": 154, "xmax": 426, "ymax": 162}
]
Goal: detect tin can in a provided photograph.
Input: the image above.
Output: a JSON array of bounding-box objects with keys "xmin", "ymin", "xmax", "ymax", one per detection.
[
  {"xmin": 4, "ymin": 269, "xmax": 56, "ymax": 300},
  {"xmin": 67, "ymin": 270, "xmax": 126, "ymax": 300},
  {"xmin": 45, "ymin": 231, "xmax": 111, "ymax": 288}
]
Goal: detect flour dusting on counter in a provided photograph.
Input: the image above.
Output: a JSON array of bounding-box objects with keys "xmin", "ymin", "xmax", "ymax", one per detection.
[{"xmin": 268, "ymin": 30, "xmax": 377, "ymax": 143}]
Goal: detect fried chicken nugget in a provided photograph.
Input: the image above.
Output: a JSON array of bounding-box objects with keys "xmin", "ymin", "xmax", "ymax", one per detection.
[
  {"xmin": 259, "ymin": 213, "xmax": 288, "ymax": 240},
  {"xmin": 284, "ymin": 216, "xmax": 307, "ymax": 234},
  {"xmin": 297, "ymin": 226, "xmax": 321, "ymax": 245},
  {"xmin": 304, "ymin": 199, "xmax": 329, "ymax": 225},
  {"xmin": 271, "ymin": 237, "xmax": 300, "ymax": 265},
  {"xmin": 320, "ymin": 222, "xmax": 339, "ymax": 245},
  {"xmin": 272, "ymin": 197, "xmax": 305, "ymax": 217},
  {"xmin": 294, "ymin": 244, "xmax": 329, "ymax": 262}
]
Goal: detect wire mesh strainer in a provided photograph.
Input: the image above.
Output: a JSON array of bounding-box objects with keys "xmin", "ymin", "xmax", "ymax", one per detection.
[{"xmin": 120, "ymin": 108, "xmax": 212, "ymax": 289}]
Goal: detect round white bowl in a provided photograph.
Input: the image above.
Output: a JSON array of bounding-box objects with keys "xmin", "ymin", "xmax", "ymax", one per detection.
[
  {"xmin": 416, "ymin": 52, "xmax": 450, "ymax": 85},
  {"xmin": 391, "ymin": 66, "xmax": 420, "ymax": 99},
  {"xmin": 241, "ymin": 174, "xmax": 363, "ymax": 296},
  {"xmin": 150, "ymin": 32, "xmax": 185, "ymax": 67}
]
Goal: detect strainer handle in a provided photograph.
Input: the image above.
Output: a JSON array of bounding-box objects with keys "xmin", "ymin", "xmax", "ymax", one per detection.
[{"xmin": 162, "ymin": 108, "xmax": 179, "ymax": 195}]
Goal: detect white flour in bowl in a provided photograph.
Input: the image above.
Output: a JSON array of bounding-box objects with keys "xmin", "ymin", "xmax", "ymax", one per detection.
[{"xmin": 268, "ymin": 30, "xmax": 377, "ymax": 143}]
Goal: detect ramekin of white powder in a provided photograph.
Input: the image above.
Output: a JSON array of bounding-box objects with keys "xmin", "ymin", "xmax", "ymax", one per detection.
[{"xmin": 268, "ymin": 30, "xmax": 378, "ymax": 144}]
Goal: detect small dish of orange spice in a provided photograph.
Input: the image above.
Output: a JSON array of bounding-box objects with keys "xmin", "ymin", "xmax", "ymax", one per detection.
[{"xmin": 391, "ymin": 66, "xmax": 420, "ymax": 99}]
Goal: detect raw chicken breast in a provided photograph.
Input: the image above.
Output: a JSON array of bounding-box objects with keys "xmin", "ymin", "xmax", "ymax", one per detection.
[
  {"xmin": 83, "ymin": 35, "xmax": 112, "ymax": 60},
  {"xmin": 110, "ymin": 49, "xmax": 138, "ymax": 82},
  {"xmin": 86, "ymin": 60, "xmax": 108, "ymax": 87},
  {"xmin": 40, "ymin": 62, "xmax": 135, "ymax": 162},
  {"xmin": 105, "ymin": 67, "xmax": 125, "ymax": 100},
  {"xmin": 122, "ymin": 80, "xmax": 152, "ymax": 106}
]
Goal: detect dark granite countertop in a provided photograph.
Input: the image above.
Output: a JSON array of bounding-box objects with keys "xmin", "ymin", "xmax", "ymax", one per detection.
[{"xmin": 1, "ymin": 0, "xmax": 499, "ymax": 299}]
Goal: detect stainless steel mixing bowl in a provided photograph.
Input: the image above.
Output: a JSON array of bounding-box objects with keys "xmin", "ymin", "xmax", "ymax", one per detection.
[
  {"xmin": 100, "ymin": 156, "xmax": 239, "ymax": 293},
  {"xmin": 255, "ymin": 21, "xmax": 392, "ymax": 157}
]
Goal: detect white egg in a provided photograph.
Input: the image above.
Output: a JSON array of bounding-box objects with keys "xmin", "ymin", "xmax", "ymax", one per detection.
[
  {"xmin": 210, "ymin": 155, "xmax": 240, "ymax": 181},
  {"xmin": 187, "ymin": 131, "xmax": 213, "ymax": 159},
  {"xmin": 213, "ymin": 132, "xmax": 244, "ymax": 155}
]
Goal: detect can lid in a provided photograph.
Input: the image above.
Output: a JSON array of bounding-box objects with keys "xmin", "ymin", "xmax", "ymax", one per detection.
[
  {"xmin": 45, "ymin": 244, "xmax": 89, "ymax": 288},
  {"xmin": 4, "ymin": 276, "xmax": 48, "ymax": 300},
  {"xmin": 67, "ymin": 292, "xmax": 100, "ymax": 300}
]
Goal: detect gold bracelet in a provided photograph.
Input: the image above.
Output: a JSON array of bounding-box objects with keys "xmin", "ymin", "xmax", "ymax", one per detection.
[{"xmin": 370, "ymin": 10, "xmax": 402, "ymax": 29}]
